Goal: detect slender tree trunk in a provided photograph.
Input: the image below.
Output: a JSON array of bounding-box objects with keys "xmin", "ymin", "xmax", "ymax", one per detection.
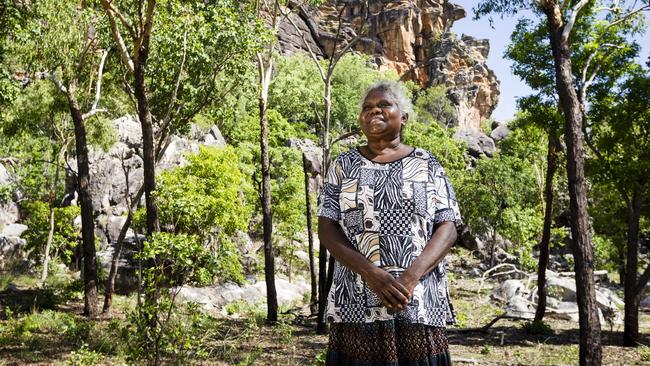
[
  {"xmin": 303, "ymin": 153, "xmax": 318, "ymax": 314},
  {"xmin": 260, "ymin": 94, "xmax": 278, "ymax": 323},
  {"xmin": 317, "ymin": 79, "xmax": 333, "ymax": 334},
  {"xmin": 67, "ymin": 84, "xmax": 98, "ymax": 318},
  {"xmin": 543, "ymin": 4, "xmax": 602, "ymax": 364},
  {"xmin": 623, "ymin": 188, "xmax": 642, "ymax": 346},
  {"xmin": 103, "ymin": 187, "xmax": 144, "ymax": 314},
  {"xmin": 41, "ymin": 146, "xmax": 66, "ymax": 285},
  {"xmin": 133, "ymin": 42, "xmax": 159, "ymax": 236},
  {"xmin": 535, "ymin": 132, "xmax": 558, "ymax": 323}
]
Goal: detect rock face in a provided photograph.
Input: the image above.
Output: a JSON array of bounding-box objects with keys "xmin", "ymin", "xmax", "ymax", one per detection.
[{"xmin": 277, "ymin": 0, "xmax": 500, "ymax": 131}]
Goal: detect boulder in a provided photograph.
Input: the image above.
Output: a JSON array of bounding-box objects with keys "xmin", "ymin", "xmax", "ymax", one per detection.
[
  {"xmin": 0, "ymin": 235, "xmax": 27, "ymax": 270},
  {"xmin": 454, "ymin": 129, "xmax": 496, "ymax": 157},
  {"xmin": 113, "ymin": 115, "xmax": 142, "ymax": 149},
  {"xmin": 1, "ymin": 223, "xmax": 27, "ymax": 238},
  {"xmin": 490, "ymin": 122, "xmax": 510, "ymax": 142},
  {"xmin": 641, "ymin": 296, "xmax": 650, "ymax": 309},
  {"xmin": 174, "ymin": 277, "xmax": 311, "ymax": 312},
  {"xmin": 504, "ymin": 295, "xmax": 535, "ymax": 319},
  {"xmin": 491, "ymin": 279, "xmax": 527, "ymax": 303}
]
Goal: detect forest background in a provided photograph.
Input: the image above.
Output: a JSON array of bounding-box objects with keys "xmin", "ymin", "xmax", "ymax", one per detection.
[{"xmin": 0, "ymin": 0, "xmax": 649, "ymax": 365}]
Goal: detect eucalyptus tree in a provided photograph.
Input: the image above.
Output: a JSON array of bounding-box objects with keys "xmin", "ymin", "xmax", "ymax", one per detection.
[
  {"xmin": 502, "ymin": 1, "xmax": 646, "ymax": 343},
  {"xmin": 98, "ymin": 0, "xmax": 263, "ymax": 312},
  {"xmin": 5, "ymin": 0, "xmax": 118, "ymax": 317},
  {"xmin": 587, "ymin": 68, "xmax": 650, "ymax": 346},
  {"xmin": 476, "ymin": 1, "xmax": 648, "ymax": 362}
]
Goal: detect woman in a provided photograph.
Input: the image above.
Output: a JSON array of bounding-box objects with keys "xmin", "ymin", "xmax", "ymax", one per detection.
[{"xmin": 317, "ymin": 80, "xmax": 461, "ymax": 365}]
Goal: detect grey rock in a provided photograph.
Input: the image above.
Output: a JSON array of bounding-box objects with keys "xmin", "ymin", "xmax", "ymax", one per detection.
[
  {"xmin": 1, "ymin": 223, "xmax": 27, "ymax": 238},
  {"xmin": 490, "ymin": 123, "xmax": 510, "ymax": 142},
  {"xmin": 454, "ymin": 129, "xmax": 496, "ymax": 157},
  {"xmin": 0, "ymin": 202, "xmax": 20, "ymax": 227},
  {"xmin": 492, "ymin": 279, "xmax": 526, "ymax": 303},
  {"xmin": 0, "ymin": 235, "xmax": 27, "ymax": 270},
  {"xmin": 113, "ymin": 116, "xmax": 142, "ymax": 149},
  {"xmin": 504, "ymin": 295, "xmax": 535, "ymax": 319},
  {"xmin": 0, "ymin": 164, "xmax": 10, "ymax": 185},
  {"xmin": 174, "ymin": 277, "xmax": 310, "ymax": 312},
  {"xmin": 641, "ymin": 296, "xmax": 650, "ymax": 309}
]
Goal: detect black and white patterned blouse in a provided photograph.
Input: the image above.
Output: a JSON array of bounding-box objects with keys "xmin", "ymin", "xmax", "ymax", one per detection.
[{"xmin": 317, "ymin": 147, "xmax": 462, "ymax": 327}]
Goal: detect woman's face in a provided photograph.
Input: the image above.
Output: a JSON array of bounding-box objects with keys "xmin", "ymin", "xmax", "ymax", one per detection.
[{"xmin": 359, "ymin": 89, "xmax": 406, "ymax": 141}]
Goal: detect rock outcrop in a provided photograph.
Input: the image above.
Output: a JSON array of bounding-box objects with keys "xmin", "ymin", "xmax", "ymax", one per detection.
[{"xmin": 277, "ymin": 0, "xmax": 500, "ymax": 131}]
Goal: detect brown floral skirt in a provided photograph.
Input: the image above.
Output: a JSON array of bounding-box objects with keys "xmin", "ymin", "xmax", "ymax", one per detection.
[{"xmin": 326, "ymin": 320, "xmax": 451, "ymax": 366}]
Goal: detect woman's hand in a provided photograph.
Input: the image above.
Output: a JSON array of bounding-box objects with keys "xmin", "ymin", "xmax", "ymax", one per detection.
[
  {"xmin": 363, "ymin": 267, "xmax": 410, "ymax": 311},
  {"xmin": 396, "ymin": 270, "xmax": 420, "ymax": 301}
]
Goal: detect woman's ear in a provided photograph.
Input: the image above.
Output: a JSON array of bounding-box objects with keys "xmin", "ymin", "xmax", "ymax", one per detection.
[{"xmin": 401, "ymin": 112, "xmax": 409, "ymax": 124}]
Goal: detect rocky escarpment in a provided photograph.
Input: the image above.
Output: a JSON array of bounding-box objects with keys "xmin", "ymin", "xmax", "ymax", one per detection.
[{"xmin": 277, "ymin": 0, "xmax": 500, "ymax": 132}]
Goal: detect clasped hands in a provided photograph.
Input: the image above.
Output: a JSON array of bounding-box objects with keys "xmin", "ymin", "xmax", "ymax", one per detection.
[{"xmin": 363, "ymin": 267, "xmax": 419, "ymax": 312}]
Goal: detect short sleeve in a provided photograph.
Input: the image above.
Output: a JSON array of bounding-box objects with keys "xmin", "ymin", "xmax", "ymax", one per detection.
[
  {"xmin": 428, "ymin": 157, "xmax": 462, "ymax": 228},
  {"xmin": 317, "ymin": 159, "xmax": 342, "ymax": 221}
]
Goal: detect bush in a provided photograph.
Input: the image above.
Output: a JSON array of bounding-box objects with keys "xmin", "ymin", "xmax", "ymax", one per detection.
[{"xmin": 22, "ymin": 201, "xmax": 80, "ymax": 265}]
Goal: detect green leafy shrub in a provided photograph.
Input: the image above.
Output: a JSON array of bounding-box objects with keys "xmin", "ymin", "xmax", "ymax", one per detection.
[
  {"xmin": 125, "ymin": 232, "xmax": 220, "ymax": 365},
  {"xmin": 22, "ymin": 201, "xmax": 80, "ymax": 265}
]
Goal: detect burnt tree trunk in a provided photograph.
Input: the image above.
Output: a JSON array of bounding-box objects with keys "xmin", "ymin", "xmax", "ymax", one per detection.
[
  {"xmin": 534, "ymin": 132, "xmax": 558, "ymax": 323},
  {"xmin": 623, "ymin": 188, "xmax": 642, "ymax": 346},
  {"xmin": 303, "ymin": 153, "xmax": 318, "ymax": 314},
  {"xmin": 67, "ymin": 84, "xmax": 98, "ymax": 318},
  {"xmin": 543, "ymin": 3, "xmax": 602, "ymax": 364}
]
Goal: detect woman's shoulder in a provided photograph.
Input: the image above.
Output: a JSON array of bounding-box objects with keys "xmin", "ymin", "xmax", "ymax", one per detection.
[
  {"xmin": 411, "ymin": 147, "xmax": 440, "ymax": 163},
  {"xmin": 331, "ymin": 148, "xmax": 361, "ymax": 165}
]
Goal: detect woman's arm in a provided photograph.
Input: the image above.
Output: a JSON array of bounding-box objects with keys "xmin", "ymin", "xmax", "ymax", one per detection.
[
  {"xmin": 397, "ymin": 221, "xmax": 457, "ymax": 295},
  {"xmin": 318, "ymin": 217, "xmax": 410, "ymax": 310}
]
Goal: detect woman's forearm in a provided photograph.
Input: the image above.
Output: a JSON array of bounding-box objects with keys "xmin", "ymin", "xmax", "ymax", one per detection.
[
  {"xmin": 318, "ymin": 217, "xmax": 410, "ymax": 308},
  {"xmin": 318, "ymin": 217, "xmax": 377, "ymax": 278}
]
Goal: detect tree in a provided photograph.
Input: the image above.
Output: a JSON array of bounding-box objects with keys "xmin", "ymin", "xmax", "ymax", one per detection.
[
  {"xmin": 587, "ymin": 68, "xmax": 650, "ymax": 346},
  {"xmin": 6, "ymin": 0, "xmax": 117, "ymax": 317},
  {"xmin": 476, "ymin": 1, "xmax": 648, "ymax": 362},
  {"xmin": 99, "ymin": 0, "xmax": 263, "ymax": 313}
]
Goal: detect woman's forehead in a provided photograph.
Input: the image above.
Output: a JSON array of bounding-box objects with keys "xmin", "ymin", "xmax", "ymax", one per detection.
[{"xmin": 363, "ymin": 89, "xmax": 396, "ymax": 103}]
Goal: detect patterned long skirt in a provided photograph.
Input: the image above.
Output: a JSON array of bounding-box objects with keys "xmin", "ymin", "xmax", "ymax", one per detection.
[{"xmin": 326, "ymin": 320, "xmax": 451, "ymax": 366}]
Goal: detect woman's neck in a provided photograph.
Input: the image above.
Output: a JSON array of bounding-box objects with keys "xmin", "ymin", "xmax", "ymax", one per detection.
[{"xmin": 365, "ymin": 137, "xmax": 402, "ymax": 156}]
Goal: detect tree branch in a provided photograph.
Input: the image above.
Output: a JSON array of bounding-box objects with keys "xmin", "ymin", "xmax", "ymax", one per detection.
[
  {"xmin": 561, "ymin": 0, "xmax": 590, "ymax": 42},
  {"xmin": 102, "ymin": 1, "xmax": 135, "ymax": 73},
  {"xmin": 51, "ymin": 69, "xmax": 68, "ymax": 93},
  {"xmin": 606, "ymin": 5, "xmax": 650, "ymax": 29},
  {"xmin": 330, "ymin": 128, "xmax": 360, "ymax": 146},
  {"xmin": 83, "ymin": 49, "xmax": 110, "ymax": 120},
  {"xmin": 162, "ymin": 26, "xmax": 188, "ymax": 125}
]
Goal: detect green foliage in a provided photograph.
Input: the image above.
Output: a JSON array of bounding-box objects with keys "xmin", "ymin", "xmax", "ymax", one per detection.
[
  {"xmin": 312, "ymin": 347, "xmax": 328, "ymax": 366},
  {"xmin": 216, "ymin": 237, "xmax": 245, "ymax": 285},
  {"xmin": 155, "ymin": 146, "xmax": 251, "ymax": 238},
  {"xmin": 413, "ymin": 85, "xmax": 455, "ymax": 127},
  {"xmin": 61, "ymin": 343, "xmax": 104, "ymax": 366},
  {"xmin": 146, "ymin": 0, "xmax": 268, "ymax": 136},
  {"xmin": 455, "ymin": 121, "xmax": 544, "ymax": 265},
  {"xmin": 269, "ymin": 54, "xmax": 323, "ymax": 125},
  {"xmin": 136, "ymin": 232, "xmax": 218, "ymax": 288},
  {"xmin": 126, "ymin": 232, "xmax": 220, "ymax": 365},
  {"xmin": 401, "ymin": 121, "xmax": 467, "ymax": 175},
  {"xmin": 22, "ymin": 201, "xmax": 80, "ymax": 265}
]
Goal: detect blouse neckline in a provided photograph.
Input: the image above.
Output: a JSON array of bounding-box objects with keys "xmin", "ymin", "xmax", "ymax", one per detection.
[{"xmin": 355, "ymin": 146, "xmax": 416, "ymax": 165}]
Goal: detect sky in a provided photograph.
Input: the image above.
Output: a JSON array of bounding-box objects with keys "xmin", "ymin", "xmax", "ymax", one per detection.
[{"xmin": 449, "ymin": 0, "xmax": 650, "ymax": 122}]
